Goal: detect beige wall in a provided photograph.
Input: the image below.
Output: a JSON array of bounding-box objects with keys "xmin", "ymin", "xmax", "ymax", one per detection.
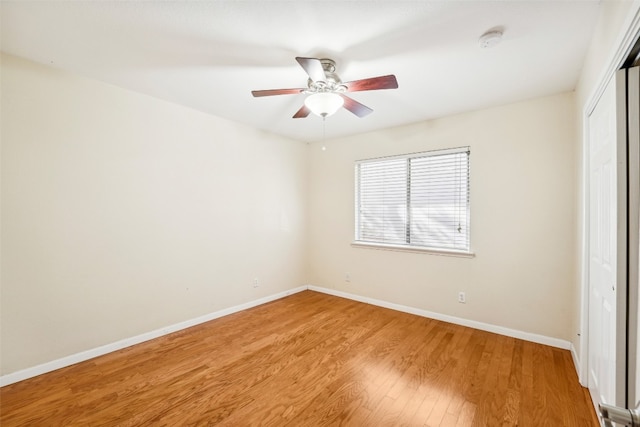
[
  {"xmin": 0, "ymin": 54, "xmax": 308, "ymax": 375},
  {"xmin": 577, "ymin": 0, "xmax": 636, "ymax": 108},
  {"xmin": 308, "ymin": 92, "xmax": 577, "ymax": 341}
]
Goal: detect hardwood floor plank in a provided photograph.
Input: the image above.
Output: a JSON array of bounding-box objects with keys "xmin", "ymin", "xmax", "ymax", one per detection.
[
  {"xmin": 456, "ymin": 400, "xmax": 477, "ymax": 426},
  {"xmin": 531, "ymin": 343, "xmax": 552, "ymax": 425},
  {"xmin": 398, "ymin": 387, "xmax": 429, "ymax": 425},
  {"xmin": 0, "ymin": 291, "xmax": 598, "ymax": 426}
]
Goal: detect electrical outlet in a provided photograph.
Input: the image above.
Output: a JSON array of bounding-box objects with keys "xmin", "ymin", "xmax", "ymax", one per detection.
[
  {"xmin": 345, "ymin": 273, "xmax": 351, "ymax": 282},
  {"xmin": 458, "ymin": 292, "xmax": 466, "ymax": 303},
  {"xmin": 253, "ymin": 278, "xmax": 259, "ymax": 288}
]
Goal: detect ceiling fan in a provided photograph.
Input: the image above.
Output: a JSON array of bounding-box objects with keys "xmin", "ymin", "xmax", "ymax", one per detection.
[{"xmin": 251, "ymin": 57, "xmax": 398, "ymax": 119}]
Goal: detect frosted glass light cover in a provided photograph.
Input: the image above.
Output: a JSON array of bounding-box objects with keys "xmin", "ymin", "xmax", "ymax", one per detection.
[{"xmin": 304, "ymin": 93, "xmax": 344, "ymax": 117}]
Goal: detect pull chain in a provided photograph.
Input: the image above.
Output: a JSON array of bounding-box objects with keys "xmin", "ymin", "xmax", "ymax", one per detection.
[
  {"xmin": 321, "ymin": 116, "xmax": 327, "ymax": 151},
  {"xmin": 323, "ymin": 116, "xmax": 326, "ymax": 140}
]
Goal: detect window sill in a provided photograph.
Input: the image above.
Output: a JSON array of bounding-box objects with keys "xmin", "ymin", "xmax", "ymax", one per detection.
[{"xmin": 351, "ymin": 241, "xmax": 475, "ymax": 258}]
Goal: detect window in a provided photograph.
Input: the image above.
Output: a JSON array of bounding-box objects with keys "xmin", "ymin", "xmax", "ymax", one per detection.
[{"xmin": 355, "ymin": 147, "xmax": 470, "ymax": 254}]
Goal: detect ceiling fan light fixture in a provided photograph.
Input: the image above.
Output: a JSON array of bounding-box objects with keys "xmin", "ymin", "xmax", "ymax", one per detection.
[
  {"xmin": 252, "ymin": 57, "xmax": 398, "ymax": 119},
  {"xmin": 304, "ymin": 92, "xmax": 344, "ymax": 117}
]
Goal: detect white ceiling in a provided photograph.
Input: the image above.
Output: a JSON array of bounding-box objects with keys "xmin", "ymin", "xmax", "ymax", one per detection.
[{"xmin": 1, "ymin": 1, "xmax": 600, "ymax": 143}]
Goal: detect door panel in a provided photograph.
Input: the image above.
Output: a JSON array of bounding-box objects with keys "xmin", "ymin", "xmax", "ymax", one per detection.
[{"xmin": 588, "ymin": 69, "xmax": 627, "ymax": 411}]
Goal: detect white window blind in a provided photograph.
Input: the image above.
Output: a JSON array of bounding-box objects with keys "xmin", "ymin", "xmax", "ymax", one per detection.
[{"xmin": 355, "ymin": 147, "xmax": 470, "ymax": 253}]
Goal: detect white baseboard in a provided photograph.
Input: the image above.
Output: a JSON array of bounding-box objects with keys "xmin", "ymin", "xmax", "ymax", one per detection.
[
  {"xmin": 308, "ymin": 285, "xmax": 572, "ymax": 350},
  {"xmin": 0, "ymin": 286, "xmax": 307, "ymax": 387},
  {"xmin": 570, "ymin": 342, "xmax": 584, "ymax": 384},
  {"xmin": 2, "ymin": 284, "xmax": 575, "ymax": 387}
]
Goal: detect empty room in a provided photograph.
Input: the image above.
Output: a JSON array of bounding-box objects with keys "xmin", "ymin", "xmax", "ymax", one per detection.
[{"xmin": 2, "ymin": 1, "xmax": 640, "ymax": 426}]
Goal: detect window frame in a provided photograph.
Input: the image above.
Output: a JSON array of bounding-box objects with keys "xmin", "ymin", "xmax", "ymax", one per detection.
[{"xmin": 353, "ymin": 147, "xmax": 473, "ymax": 257}]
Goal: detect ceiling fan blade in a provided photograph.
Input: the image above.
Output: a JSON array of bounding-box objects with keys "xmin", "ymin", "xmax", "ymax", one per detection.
[
  {"xmin": 295, "ymin": 57, "xmax": 326, "ymax": 82},
  {"xmin": 344, "ymin": 75, "xmax": 398, "ymax": 92},
  {"xmin": 292, "ymin": 105, "xmax": 311, "ymax": 118},
  {"xmin": 251, "ymin": 88, "xmax": 305, "ymax": 97},
  {"xmin": 340, "ymin": 95, "xmax": 373, "ymax": 118}
]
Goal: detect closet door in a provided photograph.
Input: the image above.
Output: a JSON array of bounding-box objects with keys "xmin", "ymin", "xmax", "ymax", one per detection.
[{"xmin": 588, "ymin": 68, "xmax": 628, "ymax": 411}]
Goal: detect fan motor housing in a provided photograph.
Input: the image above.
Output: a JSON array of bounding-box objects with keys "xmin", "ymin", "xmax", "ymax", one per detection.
[{"xmin": 307, "ymin": 58, "xmax": 346, "ymax": 92}]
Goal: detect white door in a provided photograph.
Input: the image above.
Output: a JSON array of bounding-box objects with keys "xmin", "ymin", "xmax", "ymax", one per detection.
[
  {"xmin": 588, "ymin": 70, "xmax": 628, "ymax": 411},
  {"xmin": 595, "ymin": 65, "xmax": 640, "ymax": 426}
]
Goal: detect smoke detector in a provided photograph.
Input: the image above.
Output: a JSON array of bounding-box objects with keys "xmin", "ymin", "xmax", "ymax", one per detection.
[{"xmin": 479, "ymin": 30, "xmax": 503, "ymax": 48}]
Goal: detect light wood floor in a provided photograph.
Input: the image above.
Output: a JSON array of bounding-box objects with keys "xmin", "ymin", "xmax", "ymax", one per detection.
[{"xmin": 1, "ymin": 290, "xmax": 598, "ymax": 426}]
